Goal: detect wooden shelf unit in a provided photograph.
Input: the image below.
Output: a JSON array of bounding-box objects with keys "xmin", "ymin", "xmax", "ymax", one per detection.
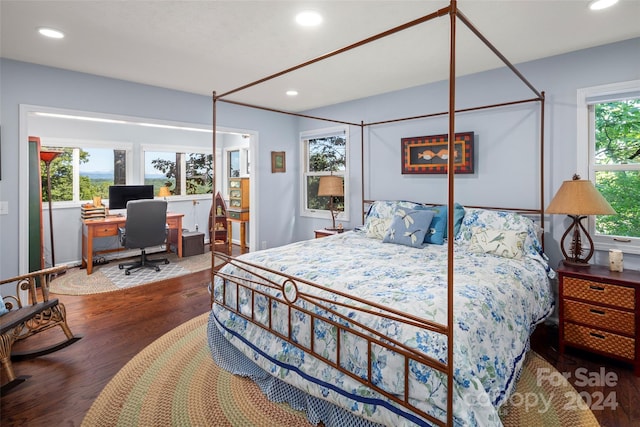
[{"xmin": 209, "ymin": 192, "xmax": 228, "ymax": 252}]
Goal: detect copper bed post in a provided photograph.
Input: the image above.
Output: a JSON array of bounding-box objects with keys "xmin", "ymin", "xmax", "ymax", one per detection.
[
  {"xmin": 211, "ymin": 91, "xmax": 218, "ymax": 300},
  {"xmin": 446, "ymin": 2, "xmax": 457, "ymax": 425},
  {"xmin": 540, "ymin": 91, "xmax": 546, "ymax": 251},
  {"xmin": 360, "ymin": 121, "xmax": 365, "ymax": 225}
]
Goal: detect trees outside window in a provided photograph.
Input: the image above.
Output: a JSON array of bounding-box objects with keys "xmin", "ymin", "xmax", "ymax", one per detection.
[
  {"xmin": 579, "ymin": 80, "xmax": 640, "ymax": 254},
  {"xmin": 593, "ymin": 99, "xmax": 640, "ymax": 239},
  {"xmin": 144, "ymin": 150, "xmax": 212, "ymax": 196},
  {"xmin": 301, "ymin": 127, "xmax": 348, "ymax": 219},
  {"xmin": 41, "ymin": 145, "xmax": 127, "ymax": 203}
]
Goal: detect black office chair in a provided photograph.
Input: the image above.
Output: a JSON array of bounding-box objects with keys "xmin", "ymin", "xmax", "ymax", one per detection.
[{"xmin": 118, "ymin": 199, "xmax": 170, "ymax": 275}]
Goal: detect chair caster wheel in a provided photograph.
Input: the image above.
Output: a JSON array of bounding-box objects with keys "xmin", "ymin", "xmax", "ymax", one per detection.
[
  {"xmin": 119, "ymin": 265, "xmax": 124, "ymax": 269},
  {"xmin": 164, "ymin": 260, "xmax": 170, "ymax": 264},
  {"xmin": 155, "ymin": 267, "xmax": 160, "ymax": 272},
  {"xmin": 125, "ymin": 270, "xmax": 131, "ymax": 275}
]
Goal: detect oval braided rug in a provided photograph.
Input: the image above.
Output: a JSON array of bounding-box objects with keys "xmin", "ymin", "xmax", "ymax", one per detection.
[{"xmin": 83, "ymin": 313, "xmax": 599, "ymax": 426}]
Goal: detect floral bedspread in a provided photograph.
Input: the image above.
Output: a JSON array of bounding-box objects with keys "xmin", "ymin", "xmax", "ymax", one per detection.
[{"xmin": 210, "ymin": 230, "xmax": 554, "ymax": 426}]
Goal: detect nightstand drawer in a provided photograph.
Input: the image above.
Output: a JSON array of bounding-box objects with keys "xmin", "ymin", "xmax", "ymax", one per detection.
[
  {"xmin": 93, "ymin": 224, "xmax": 118, "ymax": 237},
  {"xmin": 563, "ymin": 277, "xmax": 635, "ymax": 309},
  {"xmin": 564, "ymin": 300, "xmax": 635, "ymax": 336},
  {"xmin": 565, "ymin": 323, "xmax": 635, "ymax": 360}
]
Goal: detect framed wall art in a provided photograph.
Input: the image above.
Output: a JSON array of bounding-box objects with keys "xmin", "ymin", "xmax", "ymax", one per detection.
[
  {"xmin": 271, "ymin": 151, "xmax": 286, "ymax": 173},
  {"xmin": 401, "ymin": 131, "xmax": 474, "ymax": 174}
]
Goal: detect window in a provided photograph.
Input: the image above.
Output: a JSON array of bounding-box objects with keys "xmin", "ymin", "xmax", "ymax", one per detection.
[
  {"xmin": 578, "ymin": 80, "xmax": 640, "ymax": 254},
  {"xmin": 300, "ymin": 126, "xmax": 349, "ymax": 220},
  {"xmin": 41, "ymin": 141, "xmax": 131, "ymax": 203},
  {"xmin": 143, "ymin": 148, "xmax": 213, "ymax": 196}
]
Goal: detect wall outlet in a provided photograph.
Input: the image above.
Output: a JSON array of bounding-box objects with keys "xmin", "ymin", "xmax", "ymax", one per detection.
[
  {"xmin": 0, "ymin": 201, "xmax": 8, "ymax": 215},
  {"xmin": 195, "ymin": 224, "xmax": 199, "ymax": 231},
  {"xmin": 261, "ymin": 241, "xmax": 267, "ymax": 250}
]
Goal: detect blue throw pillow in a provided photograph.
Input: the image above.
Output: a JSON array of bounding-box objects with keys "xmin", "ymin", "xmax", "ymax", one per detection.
[
  {"xmin": 0, "ymin": 291, "xmax": 8, "ymax": 316},
  {"xmin": 382, "ymin": 209, "xmax": 435, "ymax": 248},
  {"xmin": 419, "ymin": 205, "xmax": 446, "ymax": 245},
  {"xmin": 453, "ymin": 203, "xmax": 466, "ymax": 238}
]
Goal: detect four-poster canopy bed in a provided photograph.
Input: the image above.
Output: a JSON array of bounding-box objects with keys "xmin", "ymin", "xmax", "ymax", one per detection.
[{"xmin": 207, "ymin": 2, "xmax": 552, "ymax": 426}]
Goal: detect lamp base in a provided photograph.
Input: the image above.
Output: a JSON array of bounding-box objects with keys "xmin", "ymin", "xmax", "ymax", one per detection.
[{"xmin": 562, "ymin": 259, "xmax": 591, "ymax": 268}]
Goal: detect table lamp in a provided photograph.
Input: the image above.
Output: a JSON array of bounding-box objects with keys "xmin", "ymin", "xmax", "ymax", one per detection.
[
  {"xmin": 546, "ymin": 174, "xmax": 616, "ymax": 267},
  {"xmin": 158, "ymin": 186, "xmax": 171, "ymax": 200},
  {"xmin": 40, "ymin": 150, "xmax": 64, "ymax": 269},
  {"xmin": 317, "ymin": 175, "xmax": 344, "ymax": 230}
]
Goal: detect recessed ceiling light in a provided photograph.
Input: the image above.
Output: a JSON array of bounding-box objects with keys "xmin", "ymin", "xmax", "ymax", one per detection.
[
  {"xmin": 588, "ymin": 0, "xmax": 618, "ymax": 10},
  {"xmin": 38, "ymin": 27, "xmax": 65, "ymax": 39},
  {"xmin": 286, "ymin": 90, "xmax": 299, "ymax": 97},
  {"xmin": 295, "ymin": 10, "xmax": 322, "ymax": 27}
]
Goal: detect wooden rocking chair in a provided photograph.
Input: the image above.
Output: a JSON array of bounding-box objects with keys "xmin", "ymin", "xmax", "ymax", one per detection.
[{"xmin": 0, "ymin": 265, "xmax": 82, "ymax": 392}]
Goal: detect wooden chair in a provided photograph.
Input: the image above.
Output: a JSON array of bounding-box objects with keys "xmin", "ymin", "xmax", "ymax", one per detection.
[{"xmin": 0, "ymin": 265, "xmax": 82, "ymax": 392}]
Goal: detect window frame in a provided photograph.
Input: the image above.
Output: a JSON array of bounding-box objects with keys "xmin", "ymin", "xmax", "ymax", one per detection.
[
  {"xmin": 299, "ymin": 126, "xmax": 350, "ymax": 221},
  {"xmin": 577, "ymin": 79, "xmax": 640, "ymax": 255},
  {"xmin": 141, "ymin": 144, "xmax": 213, "ymax": 199},
  {"xmin": 41, "ymin": 137, "xmax": 133, "ymax": 208}
]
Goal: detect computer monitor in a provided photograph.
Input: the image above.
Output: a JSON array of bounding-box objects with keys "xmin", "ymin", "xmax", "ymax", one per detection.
[{"xmin": 108, "ymin": 185, "xmax": 154, "ymax": 210}]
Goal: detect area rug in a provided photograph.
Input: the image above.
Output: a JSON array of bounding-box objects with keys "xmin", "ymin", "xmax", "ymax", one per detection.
[
  {"xmin": 50, "ymin": 252, "xmax": 220, "ymax": 296},
  {"xmin": 83, "ymin": 313, "xmax": 600, "ymax": 427}
]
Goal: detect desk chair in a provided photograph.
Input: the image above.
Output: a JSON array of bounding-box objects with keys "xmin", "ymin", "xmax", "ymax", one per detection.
[{"xmin": 118, "ymin": 199, "xmax": 170, "ymax": 275}]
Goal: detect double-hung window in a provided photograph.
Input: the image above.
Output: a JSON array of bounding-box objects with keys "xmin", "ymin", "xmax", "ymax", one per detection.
[
  {"xmin": 578, "ymin": 80, "xmax": 640, "ymax": 254},
  {"xmin": 300, "ymin": 126, "xmax": 349, "ymax": 220}
]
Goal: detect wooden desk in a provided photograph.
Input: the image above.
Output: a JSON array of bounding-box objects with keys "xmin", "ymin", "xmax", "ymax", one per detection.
[
  {"xmin": 227, "ymin": 218, "xmax": 248, "ymax": 254},
  {"xmin": 81, "ymin": 213, "xmax": 184, "ymax": 275}
]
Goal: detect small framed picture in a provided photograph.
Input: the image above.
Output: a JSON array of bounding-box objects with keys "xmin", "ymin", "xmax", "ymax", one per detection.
[{"xmin": 271, "ymin": 151, "xmax": 286, "ymax": 173}]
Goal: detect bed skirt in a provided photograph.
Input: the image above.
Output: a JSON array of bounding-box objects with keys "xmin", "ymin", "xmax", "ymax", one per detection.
[{"xmin": 207, "ymin": 312, "xmax": 387, "ymax": 427}]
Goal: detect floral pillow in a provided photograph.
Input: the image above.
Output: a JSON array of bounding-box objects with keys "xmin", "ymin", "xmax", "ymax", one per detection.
[
  {"xmin": 363, "ymin": 200, "xmax": 422, "ymax": 239},
  {"xmin": 382, "ymin": 209, "xmax": 435, "ymax": 248},
  {"xmin": 466, "ymin": 227, "xmax": 527, "ymax": 259},
  {"xmin": 456, "ymin": 208, "xmax": 547, "ymax": 266}
]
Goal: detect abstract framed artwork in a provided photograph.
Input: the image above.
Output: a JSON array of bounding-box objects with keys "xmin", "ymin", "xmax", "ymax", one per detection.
[
  {"xmin": 271, "ymin": 151, "xmax": 286, "ymax": 173},
  {"xmin": 401, "ymin": 131, "xmax": 474, "ymax": 174}
]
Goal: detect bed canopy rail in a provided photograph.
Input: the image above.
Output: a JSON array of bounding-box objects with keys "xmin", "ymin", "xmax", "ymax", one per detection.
[{"xmin": 211, "ymin": 1, "xmax": 545, "ymax": 425}]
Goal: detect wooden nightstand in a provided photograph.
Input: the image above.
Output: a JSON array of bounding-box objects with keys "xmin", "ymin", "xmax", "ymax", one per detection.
[
  {"xmin": 314, "ymin": 228, "xmax": 347, "ymax": 239},
  {"xmin": 557, "ymin": 263, "xmax": 640, "ymax": 376}
]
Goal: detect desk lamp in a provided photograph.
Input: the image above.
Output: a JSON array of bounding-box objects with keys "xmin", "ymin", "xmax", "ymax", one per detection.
[
  {"xmin": 317, "ymin": 175, "xmax": 344, "ymax": 230},
  {"xmin": 40, "ymin": 150, "xmax": 64, "ymax": 268},
  {"xmin": 158, "ymin": 186, "xmax": 171, "ymax": 200},
  {"xmin": 546, "ymin": 174, "xmax": 616, "ymax": 267}
]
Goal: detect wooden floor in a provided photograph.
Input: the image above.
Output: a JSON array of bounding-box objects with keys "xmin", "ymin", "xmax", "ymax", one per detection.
[{"xmin": 1, "ymin": 246, "xmax": 639, "ymax": 426}]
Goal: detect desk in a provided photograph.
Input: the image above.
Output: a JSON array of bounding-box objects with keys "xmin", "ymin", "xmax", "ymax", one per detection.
[
  {"xmin": 81, "ymin": 213, "xmax": 184, "ymax": 275},
  {"xmin": 227, "ymin": 218, "xmax": 248, "ymax": 254}
]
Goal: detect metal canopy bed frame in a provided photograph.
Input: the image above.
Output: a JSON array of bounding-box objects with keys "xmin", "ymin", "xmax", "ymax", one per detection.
[{"xmin": 209, "ymin": 1, "xmax": 545, "ymax": 426}]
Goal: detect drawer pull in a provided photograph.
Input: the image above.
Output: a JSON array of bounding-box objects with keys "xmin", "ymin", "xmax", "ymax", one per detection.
[
  {"xmin": 589, "ymin": 332, "xmax": 606, "ymax": 340},
  {"xmin": 589, "ymin": 308, "xmax": 606, "ymax": 315},
  {"xmin": 589, "ymin": 285, "xmax": 605, "ymax": 291}
]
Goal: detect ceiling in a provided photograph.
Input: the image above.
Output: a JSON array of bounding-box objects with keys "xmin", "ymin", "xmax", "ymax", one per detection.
[{"xmin": 2, "ymin": 0, "xmax": 639, "ymax": 112}]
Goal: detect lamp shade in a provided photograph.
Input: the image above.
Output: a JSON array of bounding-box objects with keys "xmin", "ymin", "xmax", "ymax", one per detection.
[
  {"xmin": 40, "ymin": 150, "xmax": 63, "ymax": 163},
  {"xmin": 546, "ymin": 177, "xmax": 615, "ymax": 215},
  {"xmin": 158, "ymin": 186, "xmax": 171, "ymax": 197},
  {"xmin": 317, "ymin": 175, "xmax": 344, "ymax": 197}
]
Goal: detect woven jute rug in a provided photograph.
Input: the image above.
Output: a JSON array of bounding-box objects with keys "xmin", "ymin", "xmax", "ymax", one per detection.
[
  {"xmin": 83, "ymin": 313, "xmax": 599, "ymax": 426},
  {"xmin": 50, "ymin": 252, "xmax": 220, "ymax": 296}
]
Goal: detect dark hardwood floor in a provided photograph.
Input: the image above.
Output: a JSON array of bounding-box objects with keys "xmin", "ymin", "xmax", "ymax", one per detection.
[{"xmin": 1, "ymin": 247, "xmax": 639, "ymax": 426}]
